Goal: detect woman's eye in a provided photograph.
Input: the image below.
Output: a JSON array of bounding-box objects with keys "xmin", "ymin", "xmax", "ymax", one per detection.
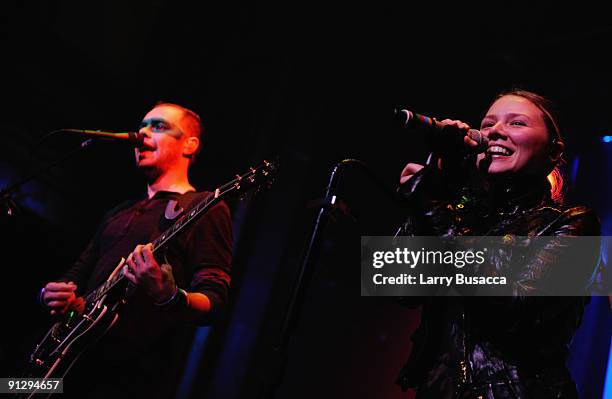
[
  {"xmin": 481, "ymin": 122, "xmax": 494, "ymax": 128},
  {"xmin": 510, "ymin": 120, "xmax": 526, "ymax": 126}
]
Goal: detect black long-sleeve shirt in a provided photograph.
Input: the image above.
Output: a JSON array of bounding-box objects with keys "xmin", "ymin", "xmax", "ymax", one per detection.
[{"xmin": 60, "ymin": 190, "xmax": 232, "ymax": 398}]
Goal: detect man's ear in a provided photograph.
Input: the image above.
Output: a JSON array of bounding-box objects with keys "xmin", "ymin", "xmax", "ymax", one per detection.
[
  {"xmin": 183, "ymin": 136, "xmax": 200, "ymax": 157},
  {"xmin": 549, "ymin": 139, "xmax": 565, "ymax": 163}
]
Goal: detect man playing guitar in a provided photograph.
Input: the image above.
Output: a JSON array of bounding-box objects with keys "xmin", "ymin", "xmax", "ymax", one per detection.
[{"xmin": 39, "ymin": 102, "xmax": 233, "ymax": 398}]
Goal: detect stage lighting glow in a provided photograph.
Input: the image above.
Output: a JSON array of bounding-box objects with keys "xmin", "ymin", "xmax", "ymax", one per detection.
[
  {"xmin": 602, "ymin": 136, "xmax": 612, "ymax": 143},
  {"xmin": 605, "ymin": 336, "xmax": 612, "ymax": 399}
]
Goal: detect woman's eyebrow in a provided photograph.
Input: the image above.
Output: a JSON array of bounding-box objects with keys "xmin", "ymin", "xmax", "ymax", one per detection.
[
  {"xmin": 504, "ymin": 112, "xmax": 530, "ymax": 119},
  {"xmin": 482, "ymin": 112, "xmax": 530, "ymax": 120}
]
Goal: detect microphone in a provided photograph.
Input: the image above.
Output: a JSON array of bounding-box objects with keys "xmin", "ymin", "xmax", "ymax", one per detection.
[
  {"xmin": 394, "ymin": 108, "xmax": 488, "ymax": 153},
  {"xmin": 58, "ymin": 129, "xmax": 145, "ymax": 146}
]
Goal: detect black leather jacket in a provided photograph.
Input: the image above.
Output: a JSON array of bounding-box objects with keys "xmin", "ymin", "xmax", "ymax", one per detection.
[{"xmin": 395, "ymin": 164, "xmax": 601, "ymax": 399}]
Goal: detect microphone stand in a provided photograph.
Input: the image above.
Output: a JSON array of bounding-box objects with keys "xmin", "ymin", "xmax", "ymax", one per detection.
[
  {"xmin": 259, "ymin": 158, "xmax": 402, "ymax": 398},
  {"xmin": 0, "ymin": 139, "xmax": 95, "ymax": 217}
]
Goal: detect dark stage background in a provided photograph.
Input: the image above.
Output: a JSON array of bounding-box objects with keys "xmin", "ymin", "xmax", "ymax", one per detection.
[{"xmin": 1, "ymin": 2, "xmax": 611, "ymax": 399}]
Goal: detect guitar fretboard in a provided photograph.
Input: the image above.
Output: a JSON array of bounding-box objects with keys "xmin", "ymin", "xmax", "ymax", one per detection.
[{"xmin": 83, "ymin": 161, "xmax": 271, "ymax": 304}]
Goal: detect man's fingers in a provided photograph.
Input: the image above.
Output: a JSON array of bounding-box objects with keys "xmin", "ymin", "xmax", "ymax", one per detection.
[
  {"xmin": 45, "ymin": 282, "xmax": 77, "ymax": 292},
  {"xmin": 159, "ymin": 263, "xmax": 173, "ymax": 278},
  {"xmin": 126, "ymin": 253, "xmax": 139, "ymax": 275},
  {"xmin": 141, "ymin": 244, "xmax": 157, "ymax": 266},
  {"xmin": 122, "ymin": 265, "xmax": 138, "ymax": 285},
  {"xmin": 44, "ymin": 291, "xmax": 74, "ymax": 301},
  {"xmin": 46, "ymin": 291, "xmax": 75, "ymax": 299},
  {"xmin": 47, "ymin": 300, "xmax": 70, "ymax": 309},
  {"xmin": 47, "ymin": 301, "xmax": 65, "ymax": 308},
  {"xmin": 132, "ymin": 244, "xmax": 147, "ymax": 269}
]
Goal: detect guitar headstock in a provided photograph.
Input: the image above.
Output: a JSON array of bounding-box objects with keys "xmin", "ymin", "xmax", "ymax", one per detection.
[{"xmin": 229, "ymin": 158, "xmax": 278, "ymax": 198}]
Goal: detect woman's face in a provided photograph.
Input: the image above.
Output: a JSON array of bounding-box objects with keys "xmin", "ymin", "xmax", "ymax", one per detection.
[{"xmin": 477, "ymin": 95, "xmax": 552, "ymax": 177}]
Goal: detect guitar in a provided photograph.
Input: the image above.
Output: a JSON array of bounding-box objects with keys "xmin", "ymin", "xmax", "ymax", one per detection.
[{"xmin": 23, "ymin": 159, "xmax": 277, "ymax": 396}]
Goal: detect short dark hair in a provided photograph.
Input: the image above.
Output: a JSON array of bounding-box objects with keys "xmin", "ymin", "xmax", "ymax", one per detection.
[{"xmin": 153, "ymin": 101, "xmax": 204, "ymax": 163}]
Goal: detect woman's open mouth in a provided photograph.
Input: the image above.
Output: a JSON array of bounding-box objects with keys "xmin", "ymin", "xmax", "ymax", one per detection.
[{"xmin": 486, "ymin": 145, "xmax": 513, "ymax": 157}]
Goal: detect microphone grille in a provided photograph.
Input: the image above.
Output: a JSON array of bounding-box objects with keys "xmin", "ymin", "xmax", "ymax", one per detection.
[{"xmin": 467, "ymin": 129, "xmax": 489, "ymax": 152}]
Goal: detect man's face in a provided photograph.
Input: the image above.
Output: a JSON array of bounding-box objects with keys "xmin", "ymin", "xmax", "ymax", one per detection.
[
  {"xmin": 135, "ymin": 105, "xmax": 189, "ymax": 176},
  {"xmin": 477, "ymin": 95, "xmax": 552, "ymax": 177}
]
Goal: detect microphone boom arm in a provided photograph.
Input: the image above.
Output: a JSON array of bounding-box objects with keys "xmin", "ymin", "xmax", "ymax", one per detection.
[{"xmin": 57, "ymin": 129, "xmax": 144, "ymax": 145}]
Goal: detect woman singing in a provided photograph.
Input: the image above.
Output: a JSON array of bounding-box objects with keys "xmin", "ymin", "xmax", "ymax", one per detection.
[{"xmin": 396, "ymin": 90, "xmax": 601, "ymax": 398}]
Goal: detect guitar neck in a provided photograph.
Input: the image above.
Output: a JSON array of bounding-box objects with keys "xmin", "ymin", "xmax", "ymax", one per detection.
[
  {"xmin": 83, "ymin": 159, "xmax": 276, "ymax": 305},
  {"xmin": 85, "ymin": 188, "xmax": 226, "ymax": 303}
]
